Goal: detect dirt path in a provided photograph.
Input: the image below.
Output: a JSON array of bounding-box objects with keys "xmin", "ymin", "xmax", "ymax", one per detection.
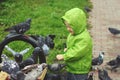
[{"xmin": 89, "ymin": 0, "xmax": 120, "ymax": 79}]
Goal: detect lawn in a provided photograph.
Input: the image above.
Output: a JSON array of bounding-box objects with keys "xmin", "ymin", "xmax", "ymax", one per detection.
[{"xmin": 0, "ymin": 0, "xmax": 92, "ymax": 63}]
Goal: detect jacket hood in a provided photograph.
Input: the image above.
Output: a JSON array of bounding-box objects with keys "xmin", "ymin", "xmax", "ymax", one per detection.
[{"xmin": 62, "ymin": 8, "xmax": 87, "ymax": 34}]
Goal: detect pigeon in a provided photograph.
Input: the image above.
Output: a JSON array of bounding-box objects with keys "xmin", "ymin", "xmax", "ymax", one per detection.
[
  {"xmin": 23, "ymin": 64, "xmax": 46, "ymax": 80},
  {"xmin": 37, "ymin": 36, "xmax": 50, "ymax": 56},
  {"xmin": 48, "ymin": 63, "xmax": 66, "ymax": 73},
  {"xmin": 4, "ymin": 18, "xmax": 31, "ymax": 34},
  {"xmin": 107, "ymin": 59, "xmax": 117, "ymax": 66},
  {"xmin": 108, "ymin": 27, "xmax": 120, "ymax": 36},
  {"xmin": 30, "ymin": 47, "xmax": 41, "ymax": 63},
  {"xmin": 98, "ymin": 68, "xmax": 112, "ymax": 80},
  {"xmin": 14, "ymin": 53, "xmax": 23, "ymax": 63},
  {"xmin": 108, "ymin": 55, "xmax": 120, "ymax": 71},
  {"xmin": 19, "ymin": 47, "xmax": 41, "ymax": 69},
  {"xmin": 37, "ymin": 35, "xmax": 45, "ymax": 47},
  {"xmin": 84, "ymin": 6, "xmax": 91, "ymax": 13},
  {"xmin": 107, "ymin": 55, "xmax": 120, "ymax": 66},
  {"xmin": 19, "ymin": 58, "xmax": 35, "ymax": 69},
  {"xmin": 107, "ymin": 55, "xmax": 120, "ymax": 64},
  {"xmin": 92, "ymin": 52, "xmax": 104, "ymax": 66},
  {"xmin": 1, "ymin": 54, "xmax": 20, "ymax": 79},
  {"xmin": 16, "ymin": 63, "xmax": 47, "ymax": 80},
  {"xmin": 45, "ymin": 35, "xmax": 55, "ymax": 49},
  {"xmin": 31, "ymin": 34, "xmax": 55, "ymax": 56}
]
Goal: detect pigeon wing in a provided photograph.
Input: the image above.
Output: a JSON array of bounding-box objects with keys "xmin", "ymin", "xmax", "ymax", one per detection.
[{"xmin": 92, "ymin": 57, "xmax": 99, "ymax": 65}]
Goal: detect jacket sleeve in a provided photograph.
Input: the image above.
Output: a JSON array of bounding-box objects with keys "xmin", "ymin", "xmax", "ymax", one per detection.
[{"xmin": 63, "ymin": 39, "xmax": 90, "ymax": 62}]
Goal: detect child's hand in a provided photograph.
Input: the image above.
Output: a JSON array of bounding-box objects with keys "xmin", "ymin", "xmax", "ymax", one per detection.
[
  {"xmin": 64, "ymin": 48, "xmax": 67, "ymax": 52},
  {"xmin": 56, "ymin": 54, "xmax": 64, "ymax": 60}
]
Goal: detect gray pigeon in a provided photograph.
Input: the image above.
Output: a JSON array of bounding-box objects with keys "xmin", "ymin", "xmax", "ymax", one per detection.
[
  {"xmin": 4, "ymin": 18, "xmax": 31, "ymax": 34},
  {"xmin": 92, "ymin": 52, "xmax": 104, "ymax": 66},
  {"xmin": 108, "ymin": 27, "xmax": 120, "ymax": 36},
  {"xmin": 98, "ymin": 68, "xmax": 112, "ymax": 80},
  {"xmin": 107, "ymin": 55, "xmax": 120, "ymax": 66},
  {"xmin": 48, "ymin": 63, "xmax": 66, "ymax": 73},
  {"xmin": 19, "ymin": 47, "xmax": 41, "ymax": 69},
  {"xmin": 108, "ymin": 55, "xmax": 120, "ymax": 71},
  {"xmin": 1, "ymin": 54, "xmax": 20, "ymax": 80},
  {"xmin": 14, "ymin": 53, "xmax": 23, "ymax": 63},
  {"xmin": 84, "ymin": 6, "xmax": 91, "ymax": 13}
]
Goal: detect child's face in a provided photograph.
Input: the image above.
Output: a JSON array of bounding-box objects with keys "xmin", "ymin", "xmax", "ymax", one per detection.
[{"xmin": 64, "ymin": 21, "xmax": 74, "ymax": 35}]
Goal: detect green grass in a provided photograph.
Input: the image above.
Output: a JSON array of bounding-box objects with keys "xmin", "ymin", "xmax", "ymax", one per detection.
[{"xmin": 0, "ymin": 0, "xmax": 92, "ymax": 64}]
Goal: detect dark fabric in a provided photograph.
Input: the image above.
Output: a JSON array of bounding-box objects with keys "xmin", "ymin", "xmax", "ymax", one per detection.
[{"xmin": 66, "ymin": 72, "xmax": 88, "ymax": 80}]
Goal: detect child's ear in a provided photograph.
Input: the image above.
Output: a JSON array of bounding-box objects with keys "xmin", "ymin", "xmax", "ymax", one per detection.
[{"xmin": 48, "ymin": 34, "xmax": 56, "ymax": 40}]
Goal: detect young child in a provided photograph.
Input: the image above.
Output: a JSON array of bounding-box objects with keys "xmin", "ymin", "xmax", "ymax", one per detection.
[{"xmin": 56, "ymin": 8, "xmax": 93, "ymax": 80}]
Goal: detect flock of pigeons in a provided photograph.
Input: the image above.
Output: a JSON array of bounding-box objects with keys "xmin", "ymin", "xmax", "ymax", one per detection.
[
  {"xmin": 84, "ymin": 6, "xmax": 120, "ymax": 80},
  {"xmin": 1, "ymin": 17, "xmax": 120, "ymax": 80},
  {"xmin": 87, "ymin": 27, "xmax": 120, "ymax": 80},
  {"xmin": 0, "ymin": 19, "xmax": 56, "ymax": 80}
]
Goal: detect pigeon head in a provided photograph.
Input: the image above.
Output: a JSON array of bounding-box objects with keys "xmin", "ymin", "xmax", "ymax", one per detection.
[
  {"xmin": 26, "ymin": 18, "xmax": 31, "ymax": 24},
  {"xmin": 45, "ymin": 35, "xmax": 55, "ymax": 49},
  {"xmin": 31, "ymin": 47, "xmax": 41, "ymax": 63},
  {"xmin": 116, "ymin": 55, "xmax": 120, "ymax": 63},
  {"xmin": 48, "ymin": 63, "xmax": 66, "ymax": 73},
  {"xmin": 108, "ymin": 27, "xmax": 120, "ymax": 36},
  {"xmin": 99, "ymin": 52, "xmax": 104, "ymax": 59},
  {"xmin": 37, "ymin": 36, "xmax": 50, "ymax": 56},
  {"xmin": 14, "ymin": 53, "xmax": 23, "ymax": 63},
  {"xmin": 101, "ymin": 52, "xmax": 105, "ymax": 55},
  {"xmin": 38, "ymin": 36, "xmax": 45, "ymax": 47},
  {"xmin": 32, "ymin": 47, "xmax": 41, "ymax": 54}
]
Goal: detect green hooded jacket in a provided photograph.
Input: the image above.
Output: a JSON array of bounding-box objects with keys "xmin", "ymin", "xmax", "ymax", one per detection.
[{"xmin": 62, "ymin": 8, "xmax": 93, "ymax": 74}]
